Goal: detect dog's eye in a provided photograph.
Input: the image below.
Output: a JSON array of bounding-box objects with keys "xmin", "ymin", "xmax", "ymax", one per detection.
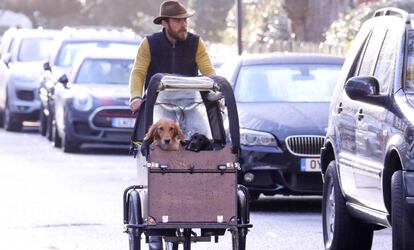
[
  {"xmin": 159, "ymin": 127, "xmax": 164, "ymax": 131},
  {"xmin": 169, "ymin": 127, "xmax": 174, "ymax": 132}
]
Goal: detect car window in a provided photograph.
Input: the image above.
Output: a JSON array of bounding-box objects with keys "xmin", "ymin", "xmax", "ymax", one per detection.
[
  {"xmin": 358, "ymin": 26, "xmax": 387, "ymax": 76},
  {"xmin": 234, "ymin": 63, "xmax": 342, "ymax": 102},
  {"xmin": 18, "ymin": 37, "xmax": 53, "ymax": 62},
  {"xmin": 405, "ymin": 30, "xmax": 414, "ymax": 92},
  {"xmin": 347, "ymin": 29, "xmax": 373, "ymax": 79},
  {"xmin": 55, "ymin": 41, "xmax": 137, "ymax": 67},
  {"xmin": 75, "ymin": 58, "xmax": 133, "ymax": 84},
  {"xmin": 373, "ymin": 29, "xmax": 399, "ymax": 94}
]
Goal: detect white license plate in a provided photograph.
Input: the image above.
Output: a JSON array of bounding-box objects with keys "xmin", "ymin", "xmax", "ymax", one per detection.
[
  {"xmin": 112, "ymin": 118, "xmax": 135, "ymax": 128},
  {"xmin": 300, "ymin": 158, "xmax": 321, "ymax": 172}
]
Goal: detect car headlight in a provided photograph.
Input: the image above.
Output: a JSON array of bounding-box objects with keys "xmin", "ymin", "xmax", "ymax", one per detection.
[
  {"xmin": 73, "ymin": 92, "xmax": 93, "ymax": 111},
  {"xmin": 240, "ymin": 128, "xmax": 278, "ymax": 146}
]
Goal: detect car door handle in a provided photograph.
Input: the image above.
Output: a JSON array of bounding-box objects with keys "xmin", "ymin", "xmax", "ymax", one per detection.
[
  {"xmin": 337, "ymin": 103, "xmax": 343, "ymax": 114},
  {"xmin": 356, "ymin": 109, "xmax": 364, "ymax": 121}
]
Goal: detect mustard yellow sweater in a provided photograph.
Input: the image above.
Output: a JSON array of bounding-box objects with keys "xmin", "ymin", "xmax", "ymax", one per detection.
[{"xmin": 129, "ymin": 37, "xmax": 216, "ymax": 104}]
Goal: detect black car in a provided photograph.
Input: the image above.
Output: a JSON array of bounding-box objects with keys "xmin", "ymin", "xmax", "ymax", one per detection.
[
  {"xmin": 220, "ymin": 53, "xmax": 343, "ymax": 199},
  {"xmin": 38, "ymin": 27, "xmax": 140, "ymax": 141},
  {"xmin": 52, "ymin": 52, "xmax": 135, "ymax": 152},
  {"xmin": 320, "ymin": 8, "xmax": 414, "ymax": 250}
]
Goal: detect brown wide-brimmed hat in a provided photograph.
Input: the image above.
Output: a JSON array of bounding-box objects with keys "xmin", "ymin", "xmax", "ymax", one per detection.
[{"xmin": 153, "ymin": 1, "xmax": 194, "ymax": 25}]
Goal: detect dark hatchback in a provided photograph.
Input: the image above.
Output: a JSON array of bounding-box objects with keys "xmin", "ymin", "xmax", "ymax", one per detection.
[
  {"xmin": 38, "ymin": 28, "xmax": 140, "ymax": 141},
  {"xmin": 220, "ymin": 53, "xmax": 344, "ymax": 199},
  {"xmin": 52, "ymin": 53, "xmax": 135, "ymax": 153}
]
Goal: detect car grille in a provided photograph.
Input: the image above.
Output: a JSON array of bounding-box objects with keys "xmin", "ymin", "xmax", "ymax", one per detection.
[
  {"xmin": 285, "ymin": 136, "xmax": 325, "ymax": 157},
  {"xmin": 90, "ymin": 107, "xmax": 135, "ymax": 129},
  {"xmin": 16, "ymin": 90, "xmax": 34, "ymax": 101},
  {"xmin": 73, "ymin": 121, "xmax": 99, "ymax": 135}
]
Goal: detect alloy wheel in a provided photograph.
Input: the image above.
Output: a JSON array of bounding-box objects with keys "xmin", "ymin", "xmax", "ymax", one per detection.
[{"xmin": 325, "ymin": 178, "xmax": 335, "ymax": 247}]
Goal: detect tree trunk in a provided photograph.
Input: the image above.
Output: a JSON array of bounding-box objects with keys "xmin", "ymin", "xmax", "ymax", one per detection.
[{"xmin": 285, "ymin": 0, "xmax": 355, "ymax": 42}]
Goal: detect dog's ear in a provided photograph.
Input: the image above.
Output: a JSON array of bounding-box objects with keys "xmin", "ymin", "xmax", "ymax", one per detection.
[
  {"xmin": 174, "ymin": 122, "xmax": 185, "ymax": 142},
  {"xmin": 145, "ymin": 122, "xmax": 159, "ymax": 141}
]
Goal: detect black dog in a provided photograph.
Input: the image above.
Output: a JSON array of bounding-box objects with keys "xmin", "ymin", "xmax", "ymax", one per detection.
[{"xmin": 185, "ymin": 133, "xmax": 213, "ymax": 152}]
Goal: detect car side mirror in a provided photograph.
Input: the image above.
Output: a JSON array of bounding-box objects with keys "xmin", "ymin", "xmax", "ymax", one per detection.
[
  {"xmin": 345, "ymin": 76, "xmax": 387, "ymax": 107},
  {"xmin": 2, "ymin": 53, "xmax": 11, "ymax": 67},
  {"xmin": 58, "ymin": 74, "xmax": 69, "ymax": 87},
  {"xmin": 43, "ymin": 62, "xmax": 51, "ymax": 71}
]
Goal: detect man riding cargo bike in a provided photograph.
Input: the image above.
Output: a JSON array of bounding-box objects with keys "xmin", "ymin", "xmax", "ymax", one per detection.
[{"xmin": 123, "ymin": 73, "xmax": 252, "ymax": 250}]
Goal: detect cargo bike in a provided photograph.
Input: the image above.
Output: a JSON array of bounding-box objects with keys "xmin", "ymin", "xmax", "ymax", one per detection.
[{"xmin": 123, "ymin": 73, "xmax": 252, "ymax": 250}]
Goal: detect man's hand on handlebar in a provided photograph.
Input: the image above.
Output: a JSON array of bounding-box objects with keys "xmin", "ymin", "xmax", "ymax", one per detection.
[{"xmin": 130, "ymin": 99, "xmax": 142, "ymax": 114}]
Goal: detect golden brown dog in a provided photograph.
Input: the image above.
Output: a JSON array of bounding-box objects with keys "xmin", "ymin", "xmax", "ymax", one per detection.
[{"xmin": 144, "ymin": 118, "xmax": 185, "ymax": 151}]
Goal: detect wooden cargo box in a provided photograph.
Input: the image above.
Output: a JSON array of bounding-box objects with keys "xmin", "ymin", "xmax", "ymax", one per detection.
[{"xmin": 146, "ymin": 145, "xmax": 238, "ymax": 225}]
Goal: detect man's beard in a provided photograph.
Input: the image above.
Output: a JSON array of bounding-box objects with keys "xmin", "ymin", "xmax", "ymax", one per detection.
[{"xmin": 167, "ymin": 25, "xmax": 187, "ymax": 41}]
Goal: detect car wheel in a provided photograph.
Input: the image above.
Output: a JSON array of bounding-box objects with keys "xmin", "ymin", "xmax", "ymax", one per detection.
[
  {"xmin": 46, "ymin": 113, "xmax": 54, "ymax": 141},
  {"xmin": 0, "ymin": 110, "xmax": 4, "ymax": 127},
  {"xmin": 127, "ymin": 190, "xmax": 142, "ymax": 250},
  {"xmin": 62, "ymin": 133, "xmax": 80, "ymax": 153},
  {"xmin": 38, "ymin": 108, "xmax": 47, "ymax": 136},
  {"xmin": 53, "ymin": 120, "xmax": 62, "ymax": 148},
  {"xmin": 322, "ymin": 160, "xmax": 373, "ymax": 250},
  {"xmin": 4, "ymin": 98, "xmax": 22, "ymax": 132},
  {"xmin": 391, "ymin": 170, "xmax": 414, "ymax": 250}
]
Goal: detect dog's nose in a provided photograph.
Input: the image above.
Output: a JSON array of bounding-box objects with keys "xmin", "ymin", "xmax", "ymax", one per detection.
[{"xmin": 164, "ymin": 139, "xmax": 170, "ymax": 144}]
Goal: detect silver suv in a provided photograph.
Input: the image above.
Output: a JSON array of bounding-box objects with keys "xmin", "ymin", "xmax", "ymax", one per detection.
[
  {"xmin": 321, "ymin": 8, "xmax": 414, "ymax": 250},
  {"xmin": 0, "ymin": 28, "xmax": 58, "ymax": 131}
]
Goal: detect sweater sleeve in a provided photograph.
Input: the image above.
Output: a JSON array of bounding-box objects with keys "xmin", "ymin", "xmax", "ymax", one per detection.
[
  {"xmin": 196, "ymin": 38, "xmax": 216, "ymax": 76},
  {"xmin": 129, "ymin": 37, "xmax": 151, "ymax": 103}
]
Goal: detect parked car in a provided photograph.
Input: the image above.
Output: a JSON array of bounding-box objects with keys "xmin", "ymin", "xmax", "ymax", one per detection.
[
  {"xmin": 0, "ymin": 28, "xmax": 58, "ymax": 131},
  {"xmin": 38, "ymin": 26, "xmax": 140, "ymax": 140},
  {"xmin": 219, "ymin": 53, "xmax": 343, "ymax": 199},
  {"xmin": 320, "ymin": 8, "xmax": 414, "ymax": 249},
  {"xmin": 52, "ymin": 52, "xmax": 135, "ymax": 152}
]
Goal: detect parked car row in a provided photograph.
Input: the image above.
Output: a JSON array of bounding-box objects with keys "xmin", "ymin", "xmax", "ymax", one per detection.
[{"xmin": 0, "ymin": 26, "xmax": 140, "ymax": 152}]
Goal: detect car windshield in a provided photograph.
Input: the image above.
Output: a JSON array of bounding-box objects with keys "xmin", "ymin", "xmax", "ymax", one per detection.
[
  {"xmin": 18, "ymin": 37, "xmax": 53, "ymax": 62},
  {"xmin": 406, "ymin": 30, "xmax": 414, "ymax": 92},
  {"xmin": 234, "ymin": 63, "xmax": 342, "ymax": 102},
  {"xmin": 55, "ymin": 41, "xmax": 137, "ymax": 67},
  {"xmin": 75, "ymin": 58, "xmax": 133, "ymax": 84}
]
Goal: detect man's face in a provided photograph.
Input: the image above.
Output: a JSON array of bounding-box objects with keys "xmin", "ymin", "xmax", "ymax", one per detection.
[{"xmin": 163, "ymin": 18, "xmax": 188, "ymax": 41}]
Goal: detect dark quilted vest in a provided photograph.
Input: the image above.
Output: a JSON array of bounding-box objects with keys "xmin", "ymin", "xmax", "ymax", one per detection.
[{"xmin": 145, "ymin": 29, "xmax": 199, "ymax": 90}]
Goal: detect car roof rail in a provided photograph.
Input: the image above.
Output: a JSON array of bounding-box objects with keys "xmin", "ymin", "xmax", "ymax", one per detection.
[
  {"xmin": 60, "ymin": 25, "xmax": 140, "ymax": 40},
  {"xmin": 61, "ymin": 25, "xmax": 135, "ymax": 34},
  {"xmin": 373, "ymin": 7, "xmax": 410, "ymax": 23},
  {"xmin": 62, "ymin": 25, "xmax": 131, "ymax": 32}
]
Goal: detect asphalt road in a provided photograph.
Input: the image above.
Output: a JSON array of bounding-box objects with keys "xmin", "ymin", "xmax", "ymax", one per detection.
[{"xmin": 0, "ymin": 125, "xmax": 391, "ymax": 250}]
